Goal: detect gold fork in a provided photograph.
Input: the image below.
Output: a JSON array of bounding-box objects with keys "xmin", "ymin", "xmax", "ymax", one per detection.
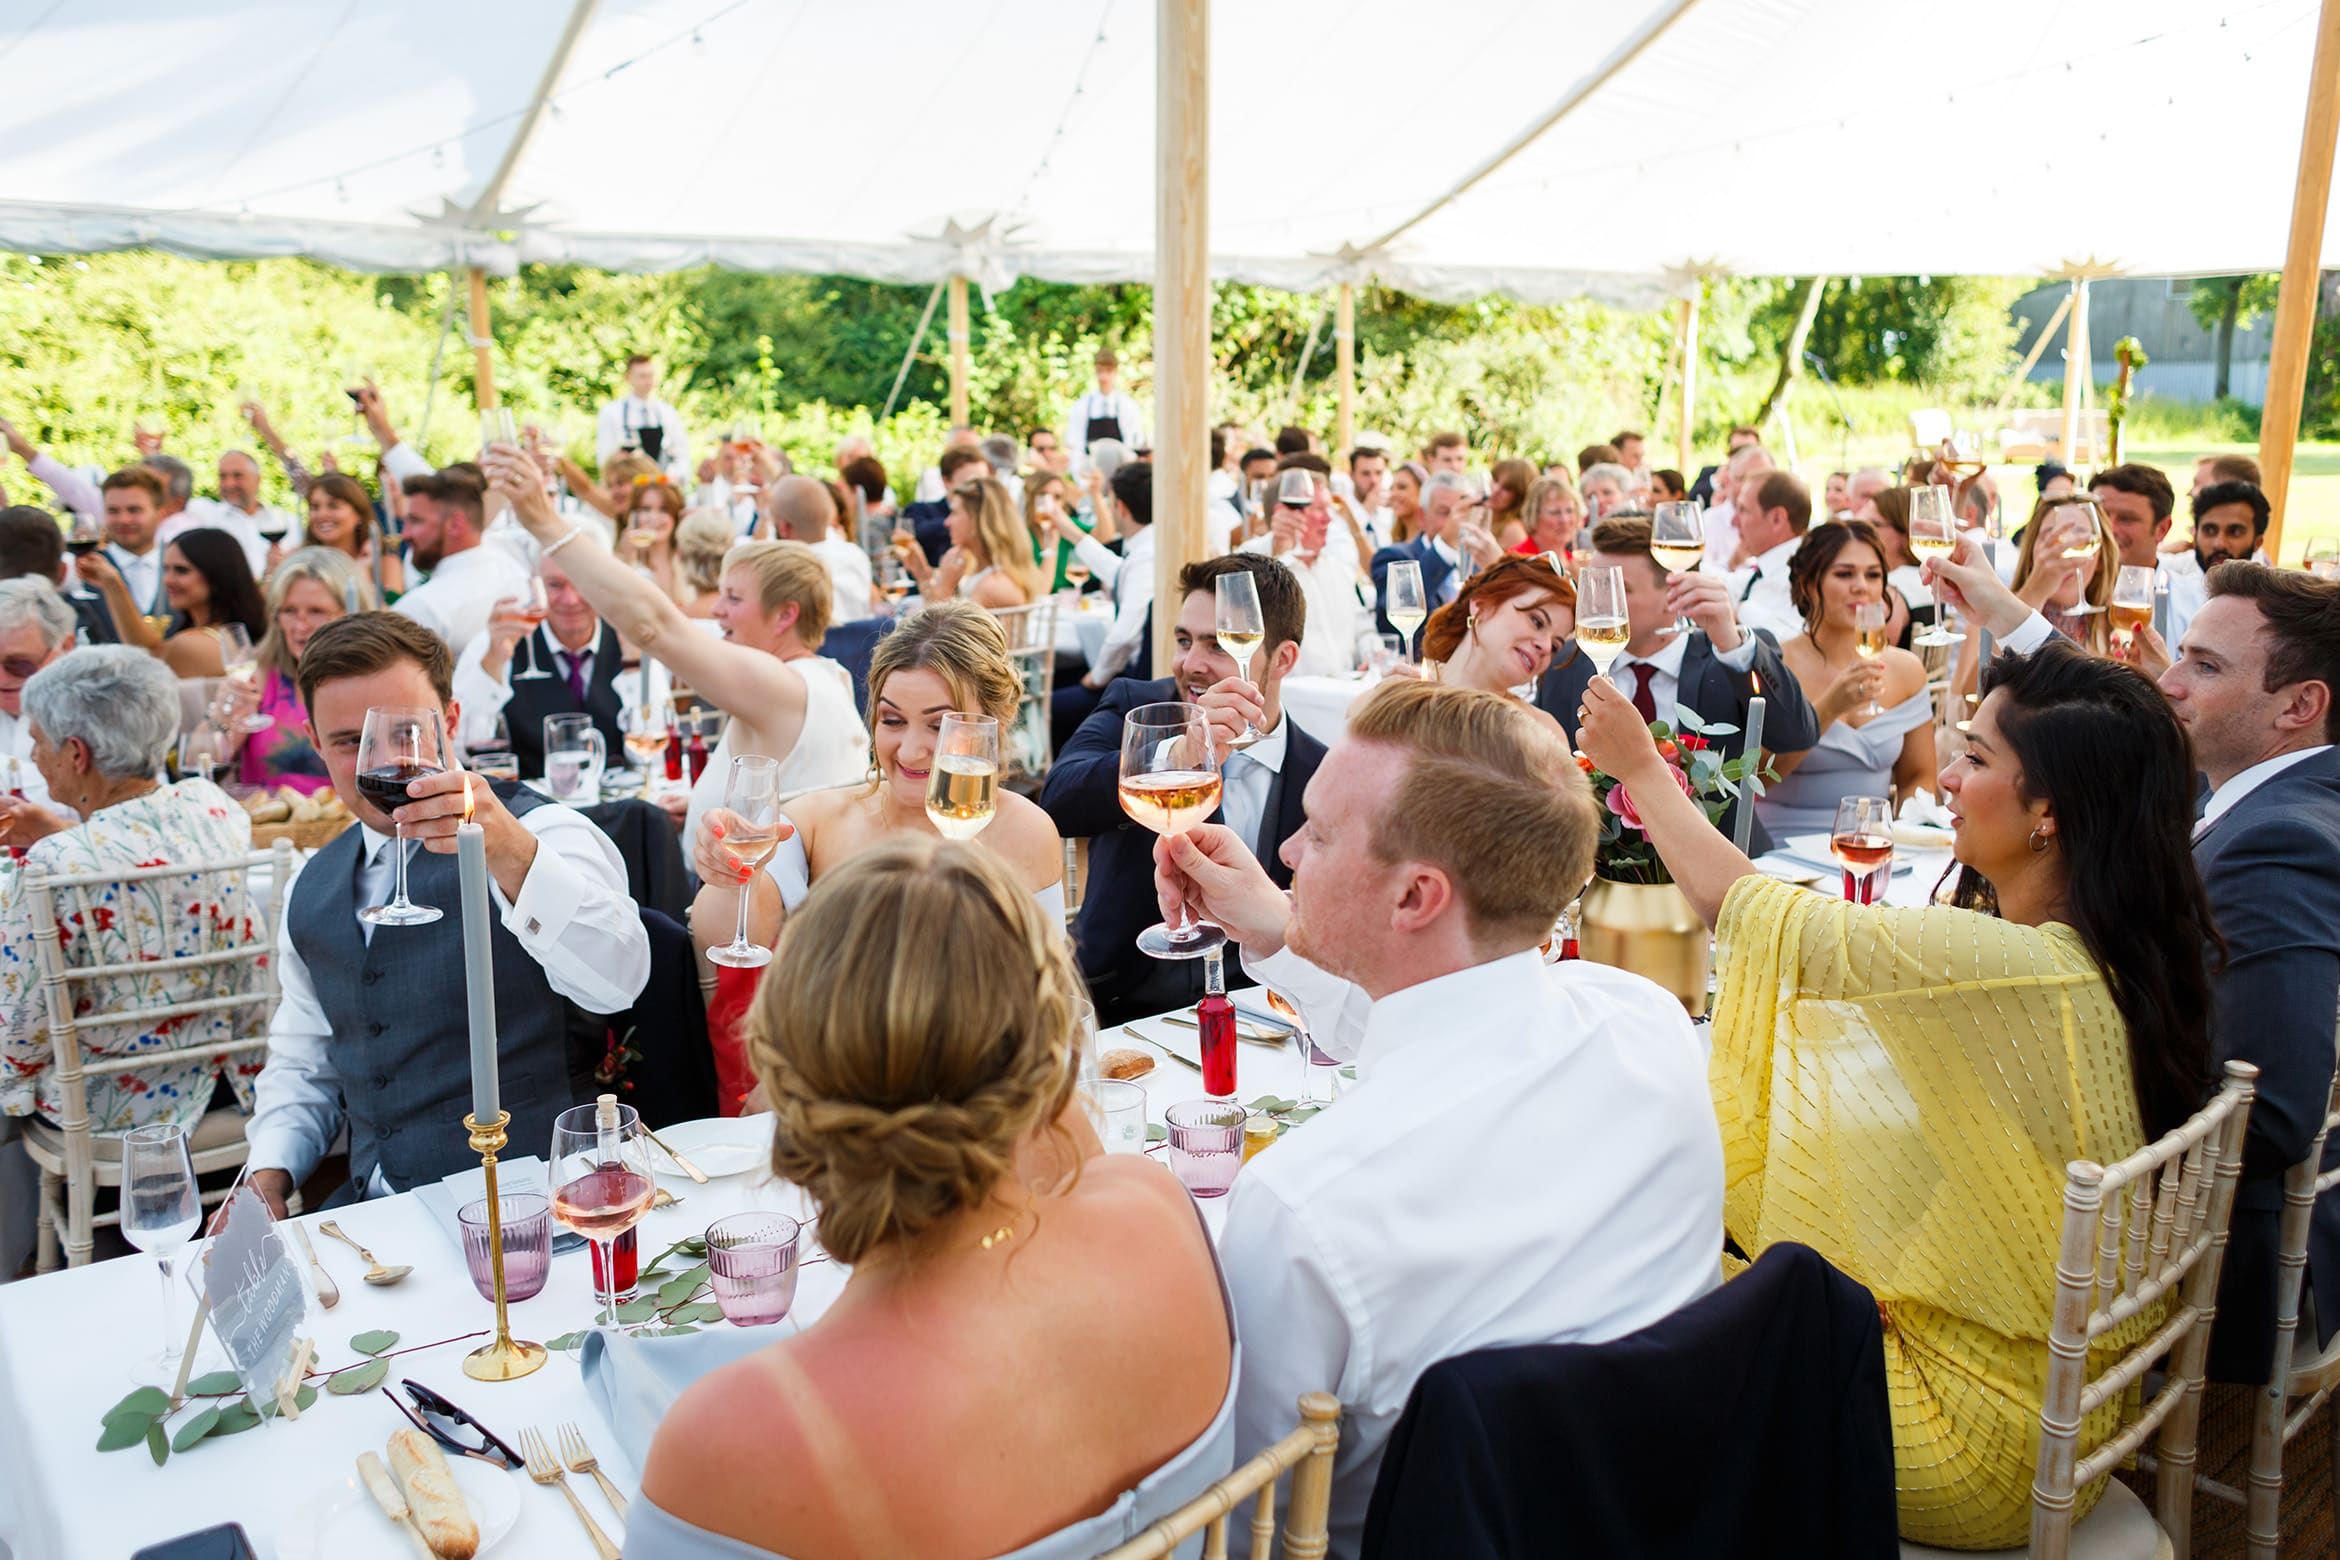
[
  {"xmin": 559, "ymin": 1420, "xmax": 629, "ymax": 1517},
  {"xmin": 519, "ymin": 1426, "xmax": 620, "ymax": 1559}
]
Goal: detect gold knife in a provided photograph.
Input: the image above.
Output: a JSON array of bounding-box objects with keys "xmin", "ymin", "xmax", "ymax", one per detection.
[
  {"xmin": 1120, "ymin": 1025, "xmax": 1202, "ymax": 1069},
  {"xmin": 643, "ymin": 1125, "xmax": 709, "ymax": 1184},
  {"xmin": 1157, "ymin": 1012, "xmax": 1292, "ymax": 1046},
  {"xmin": 357, "ymin": 1451, "xmax": 438, "ymax": 1560},
  {"xmin": 290, "ymin": 1222, "xmax": 339, "ymax": 1309}
]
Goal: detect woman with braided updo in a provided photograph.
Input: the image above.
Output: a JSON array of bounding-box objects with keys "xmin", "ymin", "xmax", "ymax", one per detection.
[{"xmin": 635, "ymin": 838, "xmax": 1237, "ymax": 1559}]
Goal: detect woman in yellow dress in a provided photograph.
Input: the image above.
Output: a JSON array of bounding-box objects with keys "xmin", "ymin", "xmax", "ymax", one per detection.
[{"xmin": 1576, "ymin": 564, "xmax": 2215, "ymax": 1549}]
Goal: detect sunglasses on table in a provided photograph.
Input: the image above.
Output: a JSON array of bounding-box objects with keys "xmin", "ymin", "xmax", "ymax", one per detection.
[{"xmin": 388, "ymin": 1377, "xmax": 522, "ymax": 1470}]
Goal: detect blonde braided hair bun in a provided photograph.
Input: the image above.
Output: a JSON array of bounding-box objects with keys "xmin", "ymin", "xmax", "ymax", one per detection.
[{"xmin": 744, "ymin": 835, "xmax": 1085, "ymax": 1265}]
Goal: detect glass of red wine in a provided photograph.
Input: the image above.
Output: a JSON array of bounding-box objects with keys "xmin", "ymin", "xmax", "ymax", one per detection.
[
  {"xmin": 356, "ymin": 705, "xmax": 450, "ymax": 927},
  {"xmin": 550, "ymin": 1098, "xmax": 657, "ymax": 1327},
  {"xmin": 1829, "ymin": 795, "xmax": 1895, "ymax": 905}
]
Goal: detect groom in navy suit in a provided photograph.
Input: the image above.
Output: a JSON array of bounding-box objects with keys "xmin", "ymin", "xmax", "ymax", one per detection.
[
  {"xmin": 1042, "ymin": 554, "xmax": 1326, "ymax": 1025},
  {"xmin": 2159, "ymin": 561, "xmax": 2340, "ymax": 1384}
]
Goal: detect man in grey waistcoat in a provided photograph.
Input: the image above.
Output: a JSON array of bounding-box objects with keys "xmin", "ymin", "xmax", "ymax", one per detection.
[{"xmin": 243, "ymin": 613, "xmax": 650, "ymax": 1214}]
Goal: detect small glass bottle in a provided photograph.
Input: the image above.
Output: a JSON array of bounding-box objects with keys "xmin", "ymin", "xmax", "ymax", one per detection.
[
  {"xmin": 663, "ymin": 708, "xmax": 684, "ymax": 782},
  {"xmin": 1197, "ymin": 949, "xmax": 1237, "ymax": 1098}
]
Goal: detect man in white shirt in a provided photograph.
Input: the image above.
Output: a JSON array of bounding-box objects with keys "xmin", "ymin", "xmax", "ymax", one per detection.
[
  {"xmin": 1336, "ymin": 444, "xmax": 1391, "ymax": 554},
  {"xmin": 0, "ymin": 415, "xmax": 103, "ymax": 525},
  {"xmin": 86, "ymin": 465, "xmax": 168, "ymax": 619},
  {"xmin": 1151, "ymin": 677, "xmax": 1725, "ymax": 1555},
  {"xmin": 159, "ymin": 451, "xmax": 277, "ymax": 580},
  {"xmin": 1728, "ymin": 469, "xmax": 1811, "ymax": 644},
  {"xmin": 1062, "ymin": 347, "xmax": 1147, "ymax": 462},
  {"xmin": 1242, "ymin": 459, "xmax": 1361, "ymax": 676},
  {"xmin": 452, "ymin": 548, "xmax": 670, "ymax": 777},
  {"xmin": 391, "ymin": 468, "xmax": 530, "ymax": 654},
  {"xmin": 2162, "ymin": 480, "xmax": 2269, "ymax": 647},
  {"xmin": 765, "ymin": 475, "xmax": 873, "ymax": 624},
  {"xmin": 1699, "ymin": 443, "xmax": 1773, "ymax": 573},
  {"xmin": 243, "ymin": 613, "xmax": 650, "ymax": 1214},
  {"xmin": 595, "ymin": 354, "xmax": 690, "ymax": 476},
  {"xmin": 1049, "ymin": 460, "xmax": 1155, "ymax": 753}
]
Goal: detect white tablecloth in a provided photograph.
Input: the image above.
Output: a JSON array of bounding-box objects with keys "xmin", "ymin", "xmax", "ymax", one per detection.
[
  {"xmin": 0, "ymin": 1008, "xmax": 1303, "ymax": 1559},
  {"xmin": 1279, "ymin": 672, "xmax": 1380, "ymax": 745},
  {"xmin": 1053, "ymin": 598, "xmax": 1112, "ymax": 663}
]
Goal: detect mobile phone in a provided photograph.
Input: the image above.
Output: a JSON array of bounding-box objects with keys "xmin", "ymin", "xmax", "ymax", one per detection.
[{"xmin": 133, "ymin": 1524, "xmax": 260, "ymax": 1560}]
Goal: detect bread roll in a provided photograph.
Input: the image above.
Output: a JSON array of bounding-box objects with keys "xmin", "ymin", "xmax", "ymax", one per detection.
[
  {"xmin": 247, "ymin": 798, "xmax": 291, "ymax": 824},
  {"xmin": 387, "ymin": 1428, "xmax": 479, "ymax": 1559},
  {"xmin": 1100, "ymin": 1047, "xmax": 1155, "ymax": 1081}
]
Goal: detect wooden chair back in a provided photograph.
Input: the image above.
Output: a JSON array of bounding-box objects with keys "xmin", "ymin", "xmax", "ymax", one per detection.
[
  {"xmin": 989, "ymin": 596, "xmax": 1060, "ymax": 784},
  {"xmin": 1096, "ymin": 1393, "xmax": 1340, "ymax": 1560},
  {"xmin": 2025, "ymin": 1059, "xmax": 2257, "ymax": 1558},
  {"xmin": 27, "ymin": 839, "xmax": 292, "ymax": 1268}
]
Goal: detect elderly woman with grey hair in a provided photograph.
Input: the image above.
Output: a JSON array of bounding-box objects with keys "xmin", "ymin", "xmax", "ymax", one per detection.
[
  {"xmin": 0, "ymin": 645, "xmax": 262, "ymax": 1273},
  {"xmin": 0, "ymin": 578, "xmax": 81, "ymax": 830}
]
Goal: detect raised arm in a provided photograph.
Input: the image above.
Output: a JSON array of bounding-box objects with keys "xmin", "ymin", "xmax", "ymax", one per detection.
[{"xmin": 485, "ymin": 446, "xmax": 810, "ymax": 749}]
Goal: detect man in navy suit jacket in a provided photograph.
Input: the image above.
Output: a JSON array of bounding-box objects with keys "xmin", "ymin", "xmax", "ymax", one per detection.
[
  {"xmin": 1534, "ymin": 515, "xmax": 1818, "ymax": 859},
  {"xmin": 1041, "ymin": 553, "xmax": 1327, "ymax": 1024},
  {"xmin": 1369, "ymin": 472, "xmax": 1479, "ymax": 650},
  {"xmin": 2159, "ymin": 560, "xmax": 2340, "ymax": 1383}
]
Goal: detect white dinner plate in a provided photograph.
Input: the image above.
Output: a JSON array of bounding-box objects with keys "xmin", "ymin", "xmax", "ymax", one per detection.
[
  {"xmin": 651, "ymin": 1115, "xmax": 775, "ymax": 1179},
  {"xmin": 1890, "ymin": 821, "xmax": 1954, "ymax": 849},
  {"xmin": 274, "ymin": 1453, "xmax": 520, "ymax": 1560}
]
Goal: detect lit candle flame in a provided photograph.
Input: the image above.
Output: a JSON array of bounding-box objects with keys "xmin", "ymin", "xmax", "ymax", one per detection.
[
  {"xmin": 1750, "ymin": 671, "xmax": 1761, "ymax": 696},
  {"xmin": 461, "ymin": 770, "xmax": 474, "ymax": 826}
]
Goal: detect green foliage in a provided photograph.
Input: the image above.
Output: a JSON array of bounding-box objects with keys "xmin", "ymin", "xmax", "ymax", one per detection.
[
  {"xmin": 2185, "ymin": 275, "xmax": 2280, "ymax": 337},
  {"xmin": 1733, "ymin": 275, "xmax": 2033, "ymax": 391}
]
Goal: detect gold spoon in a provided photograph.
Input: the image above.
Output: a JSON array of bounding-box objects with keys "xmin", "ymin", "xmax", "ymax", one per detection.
[{"xmin": 316, "ymin": 1220, "xmax": 413, "ymax": 1286}]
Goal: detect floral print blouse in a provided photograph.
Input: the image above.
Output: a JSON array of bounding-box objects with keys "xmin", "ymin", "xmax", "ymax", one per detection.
[{"xmin": 0, "ymin": 779, "xmax": 267, "ymax": 1134}]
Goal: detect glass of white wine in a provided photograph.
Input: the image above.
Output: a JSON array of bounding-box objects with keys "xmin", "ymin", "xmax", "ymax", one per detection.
[
  {"xmin": 925, "ymin": 712, "xmax": 1000, "ymax": 839},
  {"xmin": 1119, "ymin": 702, "xmax": 1226, "ymax": 960},
  {"xmin": 1214, "ymin": 571, "xmax": 1267, "ymax": 751},
  {"xmin": 1384, "ymin": 559, "xmax": 1427, "ymax": 665},
  {"xmin": 2109, "ymin": 564, "xmax": 2156, "ymax": 655},
  {"xmin": 1852, "ymin": 599, "xmax": 1889, "ymax": 716},
  {"xmin": 1576, "ymin": 565, "xmax": 1630, "ymax": 677},
  {"xmin": 215, "ymin": 623, "xmax": 274, "ymax": 734},
  {"xmin": 1907, "ymin": 486, "xmax": 1964, "ymax": 650},
  {"xmin": 622, "ymin": 702, "xmax": 669, "ymax": 793},
  {"xmin": 2049, "ymin": 503, "xmax": 2108, "ymax": 616},
  {"xmin": 1649, "ymin": 501, "xmax": 1705, "ymax": 636},
  {"xmin": 707, "ymin": 754, "xmax": 783, "ymax": 969}
]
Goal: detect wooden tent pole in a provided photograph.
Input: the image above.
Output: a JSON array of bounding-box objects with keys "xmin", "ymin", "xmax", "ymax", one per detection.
[
  {"xmin": 2259, "ymin": 0, "xmax": 2340, "ymax": 563},
  {"xmin": 946, "ymin": 275, "xmax": 971, "ymax": 427},
  {"xmin": 1673, "ymin": 290, "xmax": 1700, "ymax": 475},
  {"xmin": 1335, "ymin": 281, "xmax": 1356, "ymax": 460},
  {"xmin": 2060, "ymin": 278, "xmax": 2089, "ymax": 469},
  {"xmin": 1993, "ymin": 287, "xmax": 2073, "ymax": 417},
  {"xmin": 1151, "ymin": 0, "xmax": 1209, "ymax": 674},
  {"xmin": 466, "ymin": 268, "xmax": 496, "ymax": 411}
]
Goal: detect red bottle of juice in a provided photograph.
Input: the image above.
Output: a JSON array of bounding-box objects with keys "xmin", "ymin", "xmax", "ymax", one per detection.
[
  {"xmin": 663, "ymin": 710, "xmax": 683, "ymax": 782},
  {"xmin": 684, "ymin": 721, "xmax": 710, "ymax": 787},
  {"xmin": 588, "ymin": 1225, "xmax": 639, "ymax": 1301},
  {"xmin": 1198, "ymin": 950, "xmax": 1237, "ymax": 1098}
]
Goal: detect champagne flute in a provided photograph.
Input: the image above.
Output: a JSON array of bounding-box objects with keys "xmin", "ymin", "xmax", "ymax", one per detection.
[
  {"xmin": 622, "ymin": 702, "xmax": 670, "ymax": 791},
  {"xmin": 355, "ymin": 705, "xmax": 450, "ymax": 926},
  {"xmin": 1119, "ymin": 702, "xmax": 1227, "ymax": 959},
  {"xmin": 550, "ymin": 1099, "xmax": 657, "ymax": 1327},
  {"xmin": 480, "ymin": 407, "xmax": 519, "ymax": 524},
  {"xmin": 1852, "ymin": 600, "xmax": 1889, "ymax": 717},
  {"xmin": 925, "ymin": 712, "xmax": 1000, "ymax": 839},
  {"xmin": 2109, "ymin": 564, "xmax": 2156, "ymax": 655},
  {"xmin": 1214, "ymin": 571, "xmax": 1268, "ymax": 751},
  {"xmin": 1649, "ymin": 501, "xmax": 1705, "ymax": 636},
  {"xmin": 707, "ymin": 754, "xmax": 783, "ymax": 969},
  {"xmin": 1909, "ymin": 486, "xmax": 1965, "ymax": 649},
  {"xmin": 121, "ymin": 1123, "xmax": 200, "ymax": 1374},
  {"xmin": 509, "ymin": 576, "xmax": 553, "ymax": 681},
  {"xmin": 215, "ymin": 623, "xmax": 274, "ymax": 734},
  {"xmin": 1829, "ymin": 795, "xmax": 1894, "ymax": 905},
  {"xmin": 1576, "ymin": 565, "xmax": 1630, "ymax": 678},
  {"xmin": 2051, "ymin": 503, "xmax": 2108, "ymax": 615},
  {"xmin": 1384, "ymin": 559, "xmax": 1427, "ymax": 665}
]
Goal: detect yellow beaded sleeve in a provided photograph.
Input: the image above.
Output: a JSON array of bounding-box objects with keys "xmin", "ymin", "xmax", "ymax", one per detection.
[{"xmin": 1711, "ymin": 873, "xmax": 2160, "ymax": 1549}]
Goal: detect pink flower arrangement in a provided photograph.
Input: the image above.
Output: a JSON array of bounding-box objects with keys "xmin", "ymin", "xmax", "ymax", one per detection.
[{"xmin": 1605, "ymin": 761, "xmax": 1695, "ymax": 832}]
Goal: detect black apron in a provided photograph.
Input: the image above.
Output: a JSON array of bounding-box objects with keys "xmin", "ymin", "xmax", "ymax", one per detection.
[{"xmin": 1083, "ymin": 395, "xmax": 1121, "ymax": 448}]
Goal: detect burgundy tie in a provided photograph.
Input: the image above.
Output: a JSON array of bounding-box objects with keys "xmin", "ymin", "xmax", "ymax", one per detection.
[
  {"xmin": 1630, "ymin": 663, "xmax": 1660, "ymax": 726},
  {"xmin": 562, "ymin": 647, "xmax": 588, "ymax": 704}
]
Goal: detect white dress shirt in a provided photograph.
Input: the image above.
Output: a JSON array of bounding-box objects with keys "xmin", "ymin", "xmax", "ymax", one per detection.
[
  {"xmin": 0, "ymin": 710, "xmax": 53, "ymax": 813},
  {"xmin": 243, "ymin": 807, "xmax": 652, "ymax": 1192},
  {"xmin": 1062, "ymin": 390, "xmax": 1148, "ymax": 458},
  {"xmin": 378, "ymin": 441, "xmax": 434, "ymax": 486},
  {"xmin": 1426, "ymin": 535, "xmax": 1464, "ymax": 605},
  {"xmin": 104, "ymin": 542, "xmax": 164, "ymax": 617},
  {"xmin": 451, "ymin": 623, "xmax": 672, "ymax": 753},
  {"xmin": 1611, "ymin": 623, "xmax": 1758, "ymax": 726},
  {"xmin": 159, "ymin": 503, "xmax": 271, "ymax": 583},
  {"xmin": 1731, "ymin": 536, "xmax": 1804, "ymax": 644},
  {"xmin": 809, "ymin": 535, "xmax": 874, "ymax": 624},
  {"xmin": 1236, "ymin": 536, "xmax": 1363, "ymax": 678},
  {"xmin": 2198, "ymin": 745, "xmax": 2333, "ymax": 838},
  {"xmin": 2163, "ymin": 550, "xmax": 2209, "ymax": 647},
  {"xmin": 1699, "ymin": 497, "xmax": 1740, "ymax": 574},
  {"xmin": 1226, "ymin": 947, "xmax": 1726, "ymax": 1554},
  {"xmin": 391, "ymin": 541, "xmax": 531, "ymax": 654},
  {"xmin": 1219, "ymin": 715, "xmax": 1288, "ymax": 854},
  {"xmin": 1090, "ymin": 526, "xmax": 1157, "ymax": 683},
  {"xmin": 595, "ymin": 396, "xmax": 690, "ymax": 474}
]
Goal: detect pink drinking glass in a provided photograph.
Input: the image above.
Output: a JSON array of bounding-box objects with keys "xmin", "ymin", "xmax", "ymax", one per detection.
[
  {"xmin": 1166, "ymin": 1100, "xmax": 1247, "ymax": 1199},
  {"xmin": 705, "ymin": 1213, "xmax": 802, "ymax": 1326}
]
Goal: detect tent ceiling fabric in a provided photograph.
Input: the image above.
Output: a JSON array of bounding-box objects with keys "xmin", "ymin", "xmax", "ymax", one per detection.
[{"xmin": 0, "ymin": 0, "xmax": 2330, "ymax": 301}]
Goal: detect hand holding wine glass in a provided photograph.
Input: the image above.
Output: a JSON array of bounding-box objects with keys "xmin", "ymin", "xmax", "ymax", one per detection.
[
  {"xmin": 1119, "ymin": 702, "xmax": 1227, "ymax": 959},
  {"xmin": 1649, "ymin": 502, "xmax": 1705, "ymax": 636},
  {"xmin": 707, "ymin": 755, "xmax": 784, "ymax": 969},
  {"xmin": 1852, "ymin": 600, "xmax": 1890, "ymax": 716},
  {"xmin": 1575, "ymin": 565, "xmax": 1631, "ymax": 678},
  {"xmin": 2109, "ymin": 565, "xmax": 2156, "ymax": 655},
  {"xmin": 355, "ymin": 706, "xmax": 450, "ymax": 925},
  {"xmin": 1384, "ymin": 559, "xmax": 1427, "ymax": 665},
  {"xmin": 1213, "ymin": 571, "xmax": 1268, "ymax": 751},
  {"xmin": 509, "ymin": 578, "xmax": 553, "ymax": 682},
  {"xmin": 1830, "ymin": 795, "xmax": 1894, "ymax": 905}
]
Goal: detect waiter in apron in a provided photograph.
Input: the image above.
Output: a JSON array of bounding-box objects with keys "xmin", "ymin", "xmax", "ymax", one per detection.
[{"xmin": 1061, "ymin": 347, "xmax": 1148, "ymax": 464}]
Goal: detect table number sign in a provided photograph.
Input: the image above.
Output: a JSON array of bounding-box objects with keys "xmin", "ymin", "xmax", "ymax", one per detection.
[{"xmin": 197, "ymin": 1185, "xmax": 314, "ymax": 1421}]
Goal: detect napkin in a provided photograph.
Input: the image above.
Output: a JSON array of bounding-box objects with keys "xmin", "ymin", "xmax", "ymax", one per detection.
[
  {"xmin": 1896, "ymin": 789, "xmax": 1955, "ymax": 830},
  {"xmin": 413, "ymin": 1156, "xmax": 582, "ymax": 1256},
  {"xmin": 579, "ymin": 1324, "xmax": 786, "ymax": 1468}
]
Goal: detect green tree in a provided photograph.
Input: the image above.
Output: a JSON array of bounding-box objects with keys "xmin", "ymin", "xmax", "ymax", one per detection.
[{"xmin": 2186, "ymin": 275, "xmax": 2280, "ymax": 401}]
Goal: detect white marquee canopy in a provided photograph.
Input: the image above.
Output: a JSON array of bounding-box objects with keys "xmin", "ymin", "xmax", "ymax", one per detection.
[{"xmin": 0, "ymin": 0, "xmax": 2331, "ymax": 306}]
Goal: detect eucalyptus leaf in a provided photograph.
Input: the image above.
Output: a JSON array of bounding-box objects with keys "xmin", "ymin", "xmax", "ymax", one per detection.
[
  {"xmin": 675, "ymin": 1302, "xmax": 727, "ymax": 1324},
  {"xmin": 108, "ymin": 1386, "xmax": 170, "ymax": 1420},
  {"xmin": 97, "ymin": 1415, "xmax": 153, "ymax": 1452},
  {"xmin": 170, "ymin": 1407, "xmax": 220, "ymax": 1451},
  {"xmin": 325, "ymin": 1357, "xmax": 388, "ymax": 1395},
  {"xmin": 211, "ymin": 1402, "xmax": 262, "ymax": 1437},
  {"xmin": 658, "ymin": 1263, "xmax": 712, "ymax": 1307},
  {"xmin": 187, "ymin": 1371, "xmax": 245, "ymax": 1397},
  {"xmin": 1144, "ymin": 1123, "xmax": 1168, "ymax": 1143},
  {"xmin": 545, "ymin": 1331, "xmax": 588, "ymax": 1352},
  {"xmin": 145, "ymin": 1420, "xmax": 168, "ymax": 1466},
  {"xmin": 1286, "ymin": 1107, "xmax": 1321, "ymax": 1125},
  {"xmin": 657, "ymin": 1325, "xmax": 701, "ymax": 1337},
  {"xmin": 679, "ymin": 1237, "xmax": 708, "ymax": 1256},
  {"xmin": 614, "ymin": 1298, "xmax": 660, "ymax": 1323},
  {"xmin": 295, "ymin": 1383, "xmax": 318, "ymax": 1412},
  {"xmin": 348, "ymin": 1329, "xmax": 399, "ymax": 1356}
]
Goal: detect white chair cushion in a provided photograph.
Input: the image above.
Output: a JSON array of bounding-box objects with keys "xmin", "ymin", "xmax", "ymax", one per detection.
[
  {"xmin": 20, "ymin": 1106, "xmax": 251, "ymax": 1171},
  {"xmin": 1898, "ymin": 1480, "xmax": 2171, "ymax": 1560}
]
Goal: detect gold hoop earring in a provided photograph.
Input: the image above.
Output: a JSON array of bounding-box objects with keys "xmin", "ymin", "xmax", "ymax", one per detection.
[{"xmin": 2028, "ymin": 824, "xmax": 2051, "ymax": 853}]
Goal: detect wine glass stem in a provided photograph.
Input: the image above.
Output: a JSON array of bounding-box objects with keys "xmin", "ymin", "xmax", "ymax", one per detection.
[
  {"xmin": 390, "ymin": 825, "xmax": 411, "ymax": 908},
  {"xmin": 522, "ymin": 632, "xmax": 542, "ymax": 678},
  {"xmin": 156, "ymin": 1254, "xmax": 178, "ymax": 1365},
  {"xmin": 595, "ymin": 1238, "xmax": 615, "ymax": 1325}
]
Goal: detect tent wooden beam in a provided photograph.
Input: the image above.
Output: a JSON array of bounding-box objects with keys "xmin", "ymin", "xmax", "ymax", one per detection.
[
  {"xmin": 1673, "ymin": 289, "xmax": 1700, "ymax": 476},
  {"xmin": 946, "ymin": 274, "xmax": 971, "ymax": 427},
  {"xmin": 2259, "ymin": 0, "xmax": 2340, "ymax": 563},
  {"xmin": 1152, "ymin": 0, "xmax": 1209, "ymax": 674},
  {"xmin": 466, "ymin": 268, "xmax": 496, "ymax": 412},
  {"xmin": 1335, "ymin": 282, "xmax": 1356, "ymax": 459},
  {"xmin": 2060, "ymin": 277, "xmax": 2091, "ymax": 470},
  {"xmin": 1993, "ymin": 288, "xmax": 2073, "ymax": 417}
]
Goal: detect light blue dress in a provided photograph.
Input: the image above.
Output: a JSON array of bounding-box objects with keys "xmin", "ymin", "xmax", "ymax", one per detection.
[
  {"xmin": 595, "ymin": 1201, "xmax": 1240, "ymax": 1559},
  {"xmin": 1755, "ymin": 686, "xmax": 1933, "ymax": 836}
]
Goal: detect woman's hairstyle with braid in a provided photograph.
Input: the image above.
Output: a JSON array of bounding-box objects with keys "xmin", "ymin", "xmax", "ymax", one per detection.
[{"xmin": 742, "ymin": 835, "xmax": 1086, "ymax": 1265}]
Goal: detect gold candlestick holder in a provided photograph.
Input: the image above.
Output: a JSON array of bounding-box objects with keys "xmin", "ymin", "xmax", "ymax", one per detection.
[{"xmin": 462, "ymin": 1110, "xmax": 547, "ymax": 1381}]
